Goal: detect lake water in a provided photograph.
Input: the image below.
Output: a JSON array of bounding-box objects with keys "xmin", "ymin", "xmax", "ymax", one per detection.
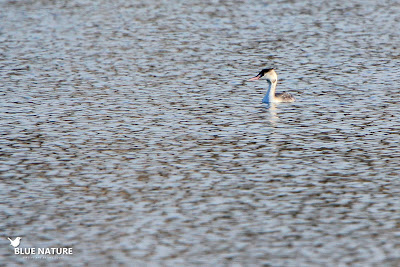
[{"xmin": 1, "ymin": 0, "xmax": 400, "ymax": 266}]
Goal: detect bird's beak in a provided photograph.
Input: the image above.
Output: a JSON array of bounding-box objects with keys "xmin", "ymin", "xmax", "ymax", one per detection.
[{"xmin": 248, "ymin": 75, "xmax": 261, "ymax": 81}]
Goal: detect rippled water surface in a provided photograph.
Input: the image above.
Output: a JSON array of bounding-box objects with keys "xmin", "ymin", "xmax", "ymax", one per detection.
[{"xmin": 1, "ymin": 0, "xmax": 400, "ymax": 266}]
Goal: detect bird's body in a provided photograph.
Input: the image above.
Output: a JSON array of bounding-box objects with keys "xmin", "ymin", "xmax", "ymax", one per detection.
[
  {"xmin": 248, "ymin": 68, "xmax": 295, "ymax": 103},
  {"xmin": 275, "ymin": 92, "xmax": 295, "ymax": 102},
  {"xmin": 8, "ymin": 237, "xmax": 22, "ymax": 248}
]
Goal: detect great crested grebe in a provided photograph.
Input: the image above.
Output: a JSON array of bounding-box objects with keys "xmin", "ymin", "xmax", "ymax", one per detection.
[{"xmin": 248, "ymin": 68, "xmax": 295, "ymax": 103}]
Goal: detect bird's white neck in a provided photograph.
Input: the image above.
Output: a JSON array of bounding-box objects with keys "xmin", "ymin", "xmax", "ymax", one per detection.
[{"xmin": 263, "ymin": 80, "xmax": 277, "ymax": 103}]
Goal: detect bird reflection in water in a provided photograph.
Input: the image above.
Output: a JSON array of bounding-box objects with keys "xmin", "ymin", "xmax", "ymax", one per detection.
[{"xmin": 266, "ymin": 103, "xmax": 279, "ymax": 126}]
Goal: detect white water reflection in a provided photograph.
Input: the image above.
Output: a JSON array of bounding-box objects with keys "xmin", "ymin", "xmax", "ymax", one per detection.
[{"xmin": 266, "ymin": 103, "xmax": 279, "ymax": 126}]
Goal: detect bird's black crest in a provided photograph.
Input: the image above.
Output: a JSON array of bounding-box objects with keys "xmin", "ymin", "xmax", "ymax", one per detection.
[{"xmin": 257, "ymin": 68, "xmax": 274, "ymax": 77}]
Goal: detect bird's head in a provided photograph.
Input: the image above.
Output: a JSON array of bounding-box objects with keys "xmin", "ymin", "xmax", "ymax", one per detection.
[
  {"xmin": 16, "ymin": 237, "xmax": 21, "ymax": 241},
  {"xmin": 248, "ymin": 68, "xmax": 277, "ymax": 83}
]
